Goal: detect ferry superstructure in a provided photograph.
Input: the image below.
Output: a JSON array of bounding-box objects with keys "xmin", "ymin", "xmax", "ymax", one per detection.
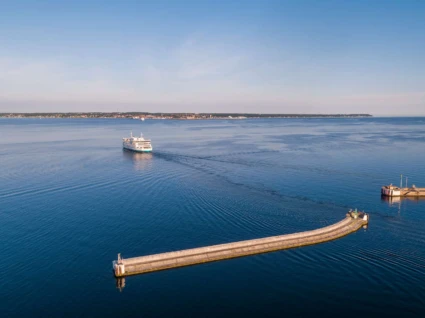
[{"xmin": 123, "ymin": 132, "xmax": 152, "ymax": 153}]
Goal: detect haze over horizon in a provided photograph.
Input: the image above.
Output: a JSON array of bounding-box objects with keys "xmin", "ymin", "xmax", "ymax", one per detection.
[{"xmin": 1, "ymin": 0, "xmax": 424, "ymax": 116}]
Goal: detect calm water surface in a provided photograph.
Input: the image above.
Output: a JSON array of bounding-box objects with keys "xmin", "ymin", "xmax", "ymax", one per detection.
[{"xmin": 1, "ymin": 117, "xmax": 424, "ymax": 317}]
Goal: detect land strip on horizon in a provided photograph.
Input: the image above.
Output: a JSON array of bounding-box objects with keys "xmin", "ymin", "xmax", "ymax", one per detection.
[{"xmin": 0, "ymin": 112, "xmax": 372, "ymax": 119}]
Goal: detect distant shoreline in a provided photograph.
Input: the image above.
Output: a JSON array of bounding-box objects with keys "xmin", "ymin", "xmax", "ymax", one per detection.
[{"xmin": 0, "ymin": 112, "xmax": 372, "ymax": 120}]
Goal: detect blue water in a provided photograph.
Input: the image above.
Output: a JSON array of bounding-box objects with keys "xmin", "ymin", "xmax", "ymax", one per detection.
[{"xmin": 1, "ymin": 117, "xmax": 424, "ymax": 317}]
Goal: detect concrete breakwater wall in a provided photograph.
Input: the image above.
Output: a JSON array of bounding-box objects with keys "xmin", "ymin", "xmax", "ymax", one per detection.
[
  {"xmin": 381, "ymin": 185, "xmax": 425, "ymax": 197},
  {"xmin": 113, "ymin": 213, "xmax": 368, "ymax": 277}
]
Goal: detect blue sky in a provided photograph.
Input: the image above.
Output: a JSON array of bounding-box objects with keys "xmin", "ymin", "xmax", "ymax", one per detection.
[{"xmin": 0, "ymin": 0, "xmax": 424, "ymax": 115}]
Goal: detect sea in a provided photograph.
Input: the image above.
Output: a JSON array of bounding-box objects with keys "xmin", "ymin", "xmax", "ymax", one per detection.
[{"xmin": 0, "ymin": 117, "xmax": 424, "ymax": 317}]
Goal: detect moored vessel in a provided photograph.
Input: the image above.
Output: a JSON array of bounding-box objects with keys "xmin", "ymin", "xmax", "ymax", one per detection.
[{"xmin": 123, "ymin": 132, "xmax": 152, "ymax": 153}]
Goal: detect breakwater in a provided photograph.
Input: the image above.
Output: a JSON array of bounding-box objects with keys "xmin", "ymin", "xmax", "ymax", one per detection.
[
  {"xmin": 113, "ymin": 212, "xmax": 368, "ymax": 277},
  {"xmin": 381, "ymin": 184, "xmax": 425, "ymax": 197}
]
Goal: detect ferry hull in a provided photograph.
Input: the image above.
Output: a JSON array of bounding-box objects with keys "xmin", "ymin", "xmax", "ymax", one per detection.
[{"xmin": 123, "ymin": 146, "xmax": 152, "ymax": 153}]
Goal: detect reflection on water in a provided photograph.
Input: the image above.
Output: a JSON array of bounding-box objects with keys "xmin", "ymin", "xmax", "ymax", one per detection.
[
  {"xmin": 381, "ymin": 195, "xmax": 425, "ymax": 206},
  {"xmin": 115, "ymin": 277, "xmax": 125, "ymax": 292},
  {"xmin": 381, "ymin": 195, "xmax": 425, "ymax": 218},
  {"xmin": 122, "ymin": 149, "xmax": 153, "ymax": 171}
]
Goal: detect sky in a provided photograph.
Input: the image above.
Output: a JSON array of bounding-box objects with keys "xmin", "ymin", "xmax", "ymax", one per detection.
[{"xmin": 0, "ymin": 0, "xmax": 424, "ymax": 115}]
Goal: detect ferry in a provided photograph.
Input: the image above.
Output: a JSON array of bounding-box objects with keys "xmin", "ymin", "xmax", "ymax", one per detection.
[{"xmin": 123, "ymin": 132, "xmax": 152, "ymax": 153}]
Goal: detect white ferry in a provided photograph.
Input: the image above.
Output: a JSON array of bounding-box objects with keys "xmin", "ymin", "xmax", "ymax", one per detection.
[{"xmin": 123, "ymin": 132, "xmax": 152, "ymax": 153}]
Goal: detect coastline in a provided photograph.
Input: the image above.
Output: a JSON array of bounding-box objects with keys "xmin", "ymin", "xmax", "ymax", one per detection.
[{"xmin": 0, "ymin": 112, "xmax": 373, "ymax": 120}]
